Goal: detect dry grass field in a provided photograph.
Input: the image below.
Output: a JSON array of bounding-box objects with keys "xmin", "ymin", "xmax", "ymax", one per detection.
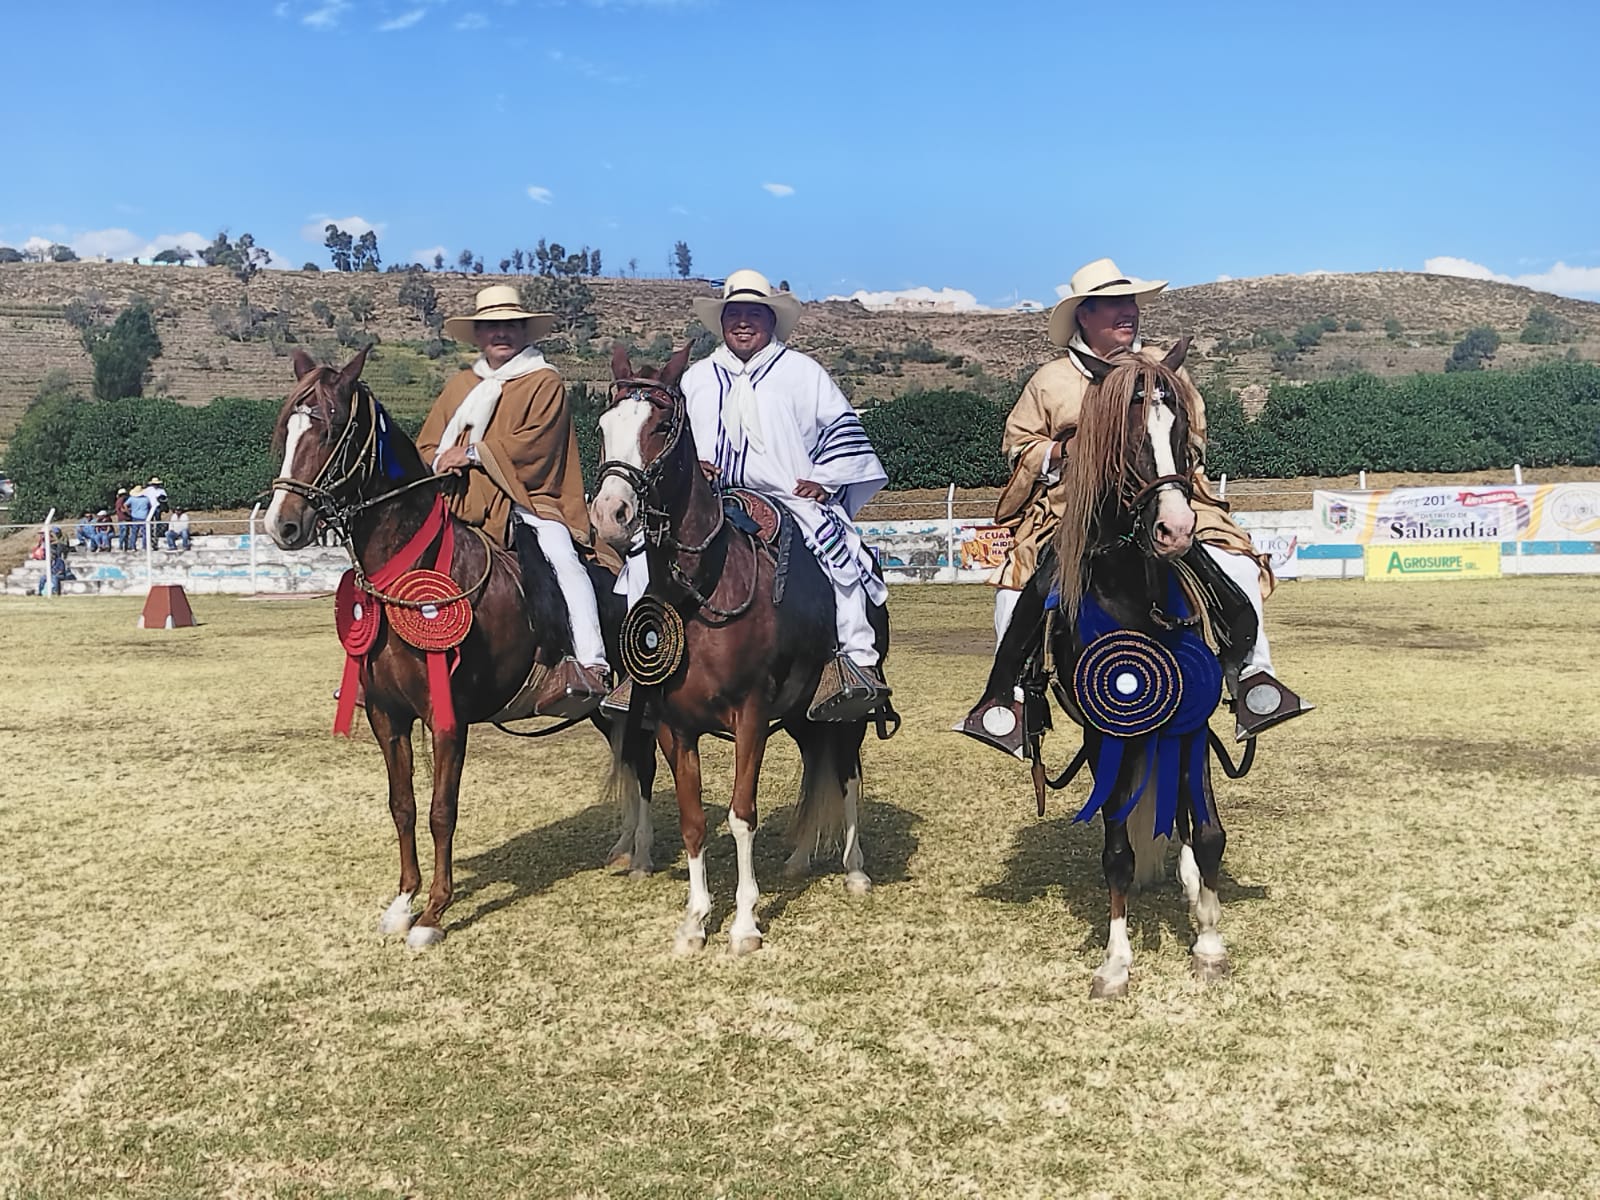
[{"xmin": 2, "ymin": 580, "xmax": 1598, "ymax": 1198}]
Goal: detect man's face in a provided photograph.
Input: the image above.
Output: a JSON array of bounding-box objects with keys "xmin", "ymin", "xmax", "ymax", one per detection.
[
  {"xmin": 1076, "ymin": 294, "xmax": 1140, "ymax": 356},
  {"xmin": 721, "ymin": 302, "xmax": 776, "ymax": 362},
  {"xmin": 473, "ymin": 318, "xmax": 532, "ymax": 368}
]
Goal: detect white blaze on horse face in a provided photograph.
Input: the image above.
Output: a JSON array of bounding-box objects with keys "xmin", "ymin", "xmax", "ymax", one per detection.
[
  {"xmin": 264, "ymin": 409, "xmax": 313, "ymax": 535},
  {"xmin": 592, "ymin": 397, "xmax": 650, "ymax": 545},
  {"xmin": 1145, "ymin": 396, "xmax": 1195, "ymax": 555}
]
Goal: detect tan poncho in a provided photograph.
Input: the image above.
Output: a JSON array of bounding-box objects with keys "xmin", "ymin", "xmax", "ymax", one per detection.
[
  {"xmin": 988, "ymin": 343, "xmax": 1264, "ymax": 594},
  {"xmin": 417, "ymin": 367, "xmax": 617, "ymax": 569}
]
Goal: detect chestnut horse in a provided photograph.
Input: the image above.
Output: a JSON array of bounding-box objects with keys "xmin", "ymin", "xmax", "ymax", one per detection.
[
  {"xmin": 591, "ymin": 346, "xmax": 891, "ymax": 955},
  {"xmin": 266, "ymin": 348, "xmax": 654, "ymax": 948}
]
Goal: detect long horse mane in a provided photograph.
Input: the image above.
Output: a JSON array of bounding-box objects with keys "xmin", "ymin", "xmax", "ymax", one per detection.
[{"xmin": 1053, "ymin": 351, "xmax": 1203, "ymax": 620}]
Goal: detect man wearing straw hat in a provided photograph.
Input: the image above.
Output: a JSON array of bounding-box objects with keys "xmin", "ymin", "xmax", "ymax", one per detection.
[
  {"xmin": 417, "ymin": 284, "xmax": 613, "ymax": 718},
  {"xmin": 678, "ymin": 269, "xmax": 892, "ymax": 720},
  {"xmin": 958, "ymin": 257, "xmax": 1310, "ymax": 754}
]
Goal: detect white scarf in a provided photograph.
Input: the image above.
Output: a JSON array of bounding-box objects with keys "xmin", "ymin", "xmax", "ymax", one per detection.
[
  {"xmin": 437, "ymin": 346, "xmax": 550, "ymax": 453},
  {"xmin": 712, "ymin": 341, "xmax": 782, "ymax": 454}
]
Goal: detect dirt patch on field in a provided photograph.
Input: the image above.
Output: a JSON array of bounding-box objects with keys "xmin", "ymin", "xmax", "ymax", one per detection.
[
  {"xmin": 1400, "ymin": 736, "xmax": 1600, "ymax": 780},
  {"xmin": 894, "ymin": 627, "xmax": 995, "ymax": 657}
]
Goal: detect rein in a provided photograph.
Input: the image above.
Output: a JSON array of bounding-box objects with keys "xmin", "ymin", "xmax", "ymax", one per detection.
[{"xmin": 595, "ymin": 377, "xmax": 758, "ymax": 621}]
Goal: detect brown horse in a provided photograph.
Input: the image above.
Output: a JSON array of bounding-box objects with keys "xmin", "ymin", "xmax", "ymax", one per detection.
[
  {"xmin": 266, "ymin": 348, "xmax": 655, "ymax": 949},
  {"xmin": 1044, "ymin": 343, "xmax": 1243, "ymax": 997},
  {"xmin": 590, "ymin": 346, "xmax": 890, "ymax": 955}
]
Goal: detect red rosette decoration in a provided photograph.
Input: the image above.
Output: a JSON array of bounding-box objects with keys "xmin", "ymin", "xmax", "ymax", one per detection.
[
  {"xmin": 332, "ymin": 569, "xmax": 382, "ymax": 737},
  {"xmin": 384, "ymin": 569, "xmax": 473, "ymax": 737},
  {"xmin": 384, "ymin": 569, "xmax": 473, "ymax": 651}
]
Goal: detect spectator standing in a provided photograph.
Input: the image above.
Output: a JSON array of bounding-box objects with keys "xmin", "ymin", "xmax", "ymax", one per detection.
[
  {"xmin": 113, "ymin": 487, "xmax": 132, "ymax": 550},
  {"xmin": 126, "ymin": 486, "xmax": 152, "ymax": 550}
]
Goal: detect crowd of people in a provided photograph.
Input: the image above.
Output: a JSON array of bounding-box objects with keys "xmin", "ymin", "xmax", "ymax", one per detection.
[{"xmin": 73, "ymin": 477, "xmax": 191, "ymax": 553}]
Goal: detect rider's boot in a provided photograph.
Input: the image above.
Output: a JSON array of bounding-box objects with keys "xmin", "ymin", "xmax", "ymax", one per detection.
[{"xmin": 956, "ymin": 577, "xmax": 1047, "ymax": 758}]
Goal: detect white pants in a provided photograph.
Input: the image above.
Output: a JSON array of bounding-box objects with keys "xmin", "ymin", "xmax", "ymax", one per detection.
[
  {"xmin": 836, "ymin": 577, "xmax": 879, "ymax": 668},
  {"xmin": 992, "ymin": 544, "xmax": 1273, "ymax": 676},
  {"xmin": 516, "ymin": 510, "xmax": 608, "ymax": 671}
]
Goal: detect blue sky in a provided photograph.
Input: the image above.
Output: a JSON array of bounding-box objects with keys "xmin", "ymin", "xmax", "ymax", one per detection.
[{"xmin": 4, "ymin": 0, "xmax": 1598, "ymax": 307}]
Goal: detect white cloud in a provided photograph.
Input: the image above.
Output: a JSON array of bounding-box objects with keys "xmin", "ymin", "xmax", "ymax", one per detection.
[
  {"xmin": 825, "ymin": 285, "xmax": 989, "ymax": 313},
  {"xmin": 1424, "ymin": 255, "xmax": 1600, "ymax": 298},
  {"xmin": 1215, "ymin": 274, "xmax": 1234, "ymax": 282},
  {"xmin": 413, "ymin": 244, "xmax": 449, "ymax": 265},
  {"xmin": 669, "ymin": 204, "xmax": 690, "ymax": 216},
  {"xmin": 526, "ymin": 185, "xmax": 554, "ymax": 204},
  {"xmin": 300, "ymin": 214, "xmax": 384, "ymax": 243},
  {"xmin": 455, "ymin": 11, "xmax": 488, "ymax": 29},
  {"xmin": 72, "ymin": 228, "xmax": 146, "ymax": 260},
  {"xmin": 273, "ymin": 1, "xmax": 290, "ymax": 16},
  {"xmin": 22, "ymin": 236, "xmax": 54, "ymax": 258},
  {"xmin": 378, "ymin": 8, "xmax": 427, "ymax": 30},
  {"xmin": 761, "ymin": 182, "xmax": 795, "ymax": 198},
  {"xmin": 302, "ymin": 1, "xmax": 350, "ymax": 29}
]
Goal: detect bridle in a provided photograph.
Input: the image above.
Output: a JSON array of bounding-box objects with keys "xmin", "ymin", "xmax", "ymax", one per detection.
[
  {"xmin": 1099, "ymin": 380, "xmax": 1195, "ymax": 552},
  {"xmin": 594, "ymin": 377, "xmax": 756, "ymax": 620},
  {"xmin": 270, "ymin": 374, "xmax": 491, "ymax": 608},
  {"xmin": 271, "ymin": 378, "xmax": 442, "ymax": 532}
]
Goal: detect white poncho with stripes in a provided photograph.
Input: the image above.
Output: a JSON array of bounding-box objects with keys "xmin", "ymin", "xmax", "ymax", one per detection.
[{"xmin": 685, "ymin": 342, "xmax": 888, "ymax": 605}]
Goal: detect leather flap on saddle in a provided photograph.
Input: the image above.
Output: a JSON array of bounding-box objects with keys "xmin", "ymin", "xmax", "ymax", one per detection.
[{"xmin": 725, "ymin": 488, "xmax": 781, "ymax": 546}]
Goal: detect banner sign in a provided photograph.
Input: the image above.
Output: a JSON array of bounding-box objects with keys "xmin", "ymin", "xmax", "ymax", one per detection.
[
  {"xmin": 1364, "ymin": 542, "xmax": 1502, "ymax": 581},
  {"xmin": 960, "ymin": 525, "xmax": 1014, "ymax": 571},
  {"xmin": 1247, "ymin": 528, "xmax": 1304, "ymax": 579},
  {"xmin": 1314, "ymin": 483, "xmax": 1600, "ymax": 545}
]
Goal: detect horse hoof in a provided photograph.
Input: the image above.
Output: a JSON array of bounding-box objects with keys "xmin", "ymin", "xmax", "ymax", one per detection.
[
  {"xmin": 783, "ymin": 859, "xmax": 809, "ymax": 881},
  {"xmin": 628, "ymin": 865, "xmax": 653, "ymax": 881},
  {"xmin": 1089, "ymin": 973, "xmax": 1129, "ymax": 1001},
  {"xmin": 605, "ymin": 851, "xmax": 632, "ymax": 871},
  {"xmin": 730, "ymin": 934, "xmax": 764, "ymax": 957},
  {"xmin": 1191, "ymin": 955, "xmax": 1230, "ymax": 983},
  {"xmin": 377, "ymin": 893, "xmax": 414, "ymax": 935},
  {"xmin": 673, "ymin": 933, "xmax": 706, "ymax": 956},
  {"xmin": 405, "ymin": 925, "xmax": 446, "ymax": 951},
  {"xmin": 844, "ymin": 871, "xmax": 873, "ymax": 896}
]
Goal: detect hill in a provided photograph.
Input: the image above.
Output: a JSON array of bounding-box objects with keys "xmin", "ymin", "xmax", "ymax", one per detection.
[{"xmin": 2, "ymin": 263, "xmax": 1598, "ymax": 451}]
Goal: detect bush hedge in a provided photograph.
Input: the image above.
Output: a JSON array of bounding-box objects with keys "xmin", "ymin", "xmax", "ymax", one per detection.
[{"xmin": 859, "ymin": 389, "xmax": 1009, "ymax": 489}]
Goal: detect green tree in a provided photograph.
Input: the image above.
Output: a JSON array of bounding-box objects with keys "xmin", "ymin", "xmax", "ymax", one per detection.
[
  {"xmin": 325, "ymin": 224, "xmax": 354, "ymax": 272},
  {"xmin": 310, "ymin": 298, "xmax": 336, "ymax": 328},
  {"xmin": 589, "ymin": 248, "xmax": 602, "ymax": 277},
  {"xmin": 302, "ymin": 261, "xmax": 320, "ymax": 271},
  {"xmin": 499, "ymin": 258, "xmax": 512, "ymax": 274},
  {"xmin": 512, "ymin": 248, "xmax": 525, "ymax": 273},
  {"xmin": 354, "ymin": 230, "xmax": 380, "ymax": 272},
  {"xmin": 519, "ymin": 277, "xmax": 594, "ymax": 339},
  {"xmin": 152, "ymin": 247, "xmax": 192, "ymax": 265},
  {"xmin": 1383, "ymin": 316, "xmax": 1404, "ymax": 340},
  {"xmin": 673, "ymin": 240, "xmax": 692, "ymax": 279},
  {"xmin": 0, "ymin": 246, "xmax": 22, "ymax": 263},
  {"xmin": 89, "ymin": 300, "xmax": 164, "ymax": 402},
  {"xmin": 347, "ymin": 289, "xmax": 376, "ymax": 328},
  {"xmin": 1520, "ymin": 305, "xmax": 1573, "ymax": 345},
  {"xmin": 1445, "ymin": 326, "xmax": 1500, "ymax": 372},
  {"xmin": 458, "ymin": 249, "xmax": 474, "ymax": 272},
  {"xmin": 398, "ymin": 268, "xmax": 441, "ymax": 333},
  {"xmin": 535, "ymin": 239, "xmax": 551, "ymax": 275},
  {"xmin": 432, "ymin": 252, "xmax": 445, "ymax": 271},
  {"xmin": 199, "ymin": 231, "xmax": 240, "ymax": 268},
  {"xmin": 49, "ymin": 243, "xmax": 79, "ymax": 262},
  {"xmin": 232, "ymin": 233, "xmax": 270, "ymax": 299}
]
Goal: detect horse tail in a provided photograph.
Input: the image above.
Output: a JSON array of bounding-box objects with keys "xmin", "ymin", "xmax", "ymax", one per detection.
[
  {"xmin": 1128, "ymin": 743, "xmax": 1167, "ymax": 892},
  {"xmin": 788, "ymin": 726, "xmax": 856, "ymax": 855}
]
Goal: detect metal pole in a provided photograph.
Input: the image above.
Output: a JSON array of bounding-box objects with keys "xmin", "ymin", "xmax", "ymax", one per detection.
[
  {"xmin": 946, "ymin": 482, "xmax": 956, "ymax": 583},
  {"xmin": 249, "ymin": 503, "xmax": 261, "ymax": 594},
  {"xmin": 1359, "ymin": 470, "xmax": 1367, "ymax": 490},
  {"xmin": 1218, "ymin": 473, "xmax": 1228, "ymax": 500},
  {"xmin": 42, "ymin": 508, "xmax": 56, "ymax": 599},
  {"xmin": 144, "ymin": 510, "xmax": 155, "ymax": 590},
  {"xmin": 1514, "ymin": 463, "xmax": 1523, "ymax": 486}
]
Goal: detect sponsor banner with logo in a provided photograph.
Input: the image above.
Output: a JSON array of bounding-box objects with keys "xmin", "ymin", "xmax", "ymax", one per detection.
[
  {"xmin": 1364, "ymin": 542, "xmax": 1502, "ymax": 581},
  {"xmin": 1314, "ymin": 483, "xmax": 1600, "ymax": 545},
  {"xmin": 959, "ymin": 524, "xmax": 1014, "ymax": 571},
  {"xmin": 1248, "ymin": 528, "xmax": 1304, "ymax": 579}
]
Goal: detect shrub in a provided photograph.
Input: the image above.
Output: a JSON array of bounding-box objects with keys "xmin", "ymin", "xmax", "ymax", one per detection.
[{"xmin": 858, "ymin": 389, "xmax": 1009, "ymax": 489}]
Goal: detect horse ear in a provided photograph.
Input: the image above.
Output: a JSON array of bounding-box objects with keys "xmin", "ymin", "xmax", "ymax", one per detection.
[
  {"xmin": 1161, "ymin": 337, "xmax": 1192, "ymax": 372},
  {"xmin": 336, "ymin": 345, "xmax": 371, "ymax": 391},
  {"xmin": 611, "ymin": 341, "xmax": 634, "ymax": 380},
  {"xmin": 663, "ymin": 342, "xmax": 693, "ymax": 386},
  {"xmin": 292, "ymin": 350, "xmax": 318, "ymax": 380}
]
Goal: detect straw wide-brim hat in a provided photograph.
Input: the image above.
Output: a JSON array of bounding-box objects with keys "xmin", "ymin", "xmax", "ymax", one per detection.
[
  {"xmin": 691, "ymin": 269, "xmax": 802, "ymax": 342},
  {"xmin": 148, "ymin": 476, "xmax": 163, "ymax": 485},
  {"xmin": 443, "ymin": 284, "xmax": 557, "ymax": 344},
  {"xmin": 1047, "ymin": 257, "xmax": 1168, "ymax": 347}
]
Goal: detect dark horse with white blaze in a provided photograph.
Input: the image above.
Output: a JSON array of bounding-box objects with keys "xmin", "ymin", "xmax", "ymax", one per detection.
[
  {"xmin": 590, "ymin": 346, "xmax": 891, "ymax": 955},
  {"xmin": 1001, "ymin": 342, "xmax": 1250, "ymax": 997},
  {"xmin": 265, "ymin": 348, "xmax": 655, "ymax": 948}
]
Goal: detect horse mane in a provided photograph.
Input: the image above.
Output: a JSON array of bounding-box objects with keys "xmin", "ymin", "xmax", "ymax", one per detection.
[{"xmin": 1053, "ymin": 351, "xmax": 1203, "ymax": 621}]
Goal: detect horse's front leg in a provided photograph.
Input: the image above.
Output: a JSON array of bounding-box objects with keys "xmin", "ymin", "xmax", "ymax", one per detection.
[
  {"xmin": 840, "ymin": 731, "xmax": 872, "ymax": 896},
  {"xmin": 1177, "ymin": 764, "xmax": 1230, "ymax": 981},
  {"xmin": 727, "ymin": 700, "xmax": 771, "ymax": 956},
  {"xmin": 1091, "ymin": 811, "xmax": 1136, "ymax": 999},
  {"xmin": 407, "ymin": 721, "xmax": 468, "ymax": 950},
  {"xmin": 367, "ymin": 703, "xmax": 421, "ymax": 936},
  {"xmin": 660, "ymin": 726, "xmax": 710, "ymax": 954}
]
